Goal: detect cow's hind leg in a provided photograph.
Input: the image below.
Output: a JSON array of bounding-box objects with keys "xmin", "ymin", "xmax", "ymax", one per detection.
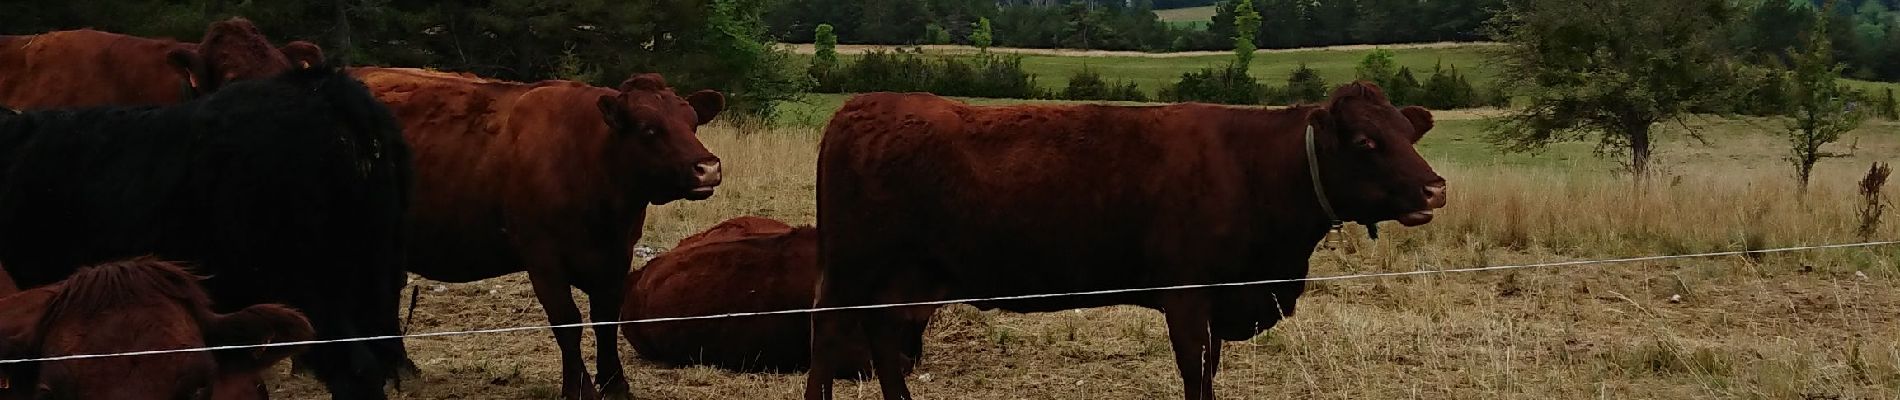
[
  {"xmin": 866, "ymin": 307, "xmax": 929, "ymax": 400},
  {"xmin": 805, "ymin": 304, "xmax": 855, "ymax": 399},
  {"xmin": 1163, "ymin": 294, "xmax": 1217, "ymax": 400},
  {"xmin": 530, "ymin": 269, "xmax": 600, "ymax": 400},
  {"xmin": 578, "ymin": 270, "xmax": 631, "ymax": 399}
]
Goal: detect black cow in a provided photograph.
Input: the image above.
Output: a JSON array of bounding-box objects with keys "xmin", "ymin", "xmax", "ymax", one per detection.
[{"xmin": 0, "ymin": 65, "xmax": 414, "ymax": 400}]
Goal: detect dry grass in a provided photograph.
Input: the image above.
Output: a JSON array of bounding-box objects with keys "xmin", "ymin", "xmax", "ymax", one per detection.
[{"xmin": 270, "ymin": 120, "xmax": 1900, "ymax": 399}]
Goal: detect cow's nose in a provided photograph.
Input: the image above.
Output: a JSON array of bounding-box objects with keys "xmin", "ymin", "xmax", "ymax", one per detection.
[
  {"xmin": 1423, "ymin": 181, "xmax": 1448, "ymax": 209},
  {"xmin": 694, "ymin": 159, "xmax": 723, "ymax": 187}
]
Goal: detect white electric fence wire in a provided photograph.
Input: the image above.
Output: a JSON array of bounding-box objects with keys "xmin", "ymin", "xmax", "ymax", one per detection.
[{"xmin": 0, "ymin": 240, "xmax": 1891, "ymax": 365}]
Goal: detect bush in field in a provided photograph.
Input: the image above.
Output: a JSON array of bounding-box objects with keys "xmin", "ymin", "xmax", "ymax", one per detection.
[
  {"xmin": 1385, "ymin": 66, "xmax": 1423, "ymax": 106},
  {"xmin": 924, "ymin": 23, "xmax": 952, "ymax": 45},
  {"xmin": 836, "ymin": 49, "xmax": 1045, "ymax": 99},
  {"xmin": 1160, "ymin": 64, "xmax": 1262, "ymax": 105},
  {"xmin": 1064, "ymin": 68, "xmax": 1147, "ymax": 102},
  {"xmin": 1418, "ymin": 62, "xmax": 1477, "ymax": 110},
  {"xmin": 1285, "ymin": 63, "xmax": 1329, "ymax": 104}
]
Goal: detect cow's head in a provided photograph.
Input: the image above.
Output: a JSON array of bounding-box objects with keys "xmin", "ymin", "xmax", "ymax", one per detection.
[
  {"xmin": 1308, "ymin": 81, "xmax": 1448, "ymax": 227},
  {"xmin": 0, "ymin": 258, "xmax": 313, "ymax": 400},
  {"xmin": 165, "ymin": 17, "xmax": 324, "ymax": 95},
  {"xmin": 595, "ymin": 73, "xmax": 725, "ymax": 205}
]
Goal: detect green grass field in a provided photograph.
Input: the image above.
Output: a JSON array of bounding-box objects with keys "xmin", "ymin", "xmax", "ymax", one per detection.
[
  {"xmin": 793, "ymin": 43, "xmax": 1900, "ymax": 109},
  {"xmin": 794, "ymin": 45, "xmax": 1497, "ymax": 98},
  {"xmin": 1155, "ymin": 6, "xmax": 1215, "ymax": 29}
]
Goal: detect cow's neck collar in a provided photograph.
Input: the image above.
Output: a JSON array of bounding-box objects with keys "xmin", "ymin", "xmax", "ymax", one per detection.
[
  {"xmin": 1304, "ymin": 124, "xmax": 1343, "ymax": 232},
  {"xmin": 1307, "ymin": 123, "xmax": 1383, "ymax": 238}
]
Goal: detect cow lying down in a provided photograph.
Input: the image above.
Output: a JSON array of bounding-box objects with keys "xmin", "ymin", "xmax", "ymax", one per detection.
[
  {"xmin": 622, "ymin": 216, "xmax": 922, "ymax": 378},
  {"xmin": 0, "ymin": 258, "xmax": 313, "ymax": 399}
]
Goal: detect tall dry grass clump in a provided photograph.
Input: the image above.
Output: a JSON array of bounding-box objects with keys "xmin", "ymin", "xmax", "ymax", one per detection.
[
  {"xmin": 1858, "ymin": 162, "xmax": 1891, "ymax": 240},
  {"xmin": 1391, "ymin": 162, "xmax": 1899, "ymax": 268}
]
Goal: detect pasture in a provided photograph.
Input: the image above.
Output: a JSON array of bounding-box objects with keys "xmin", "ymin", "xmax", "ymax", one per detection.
[
  {"xmin": 784, "ymin": 43, "xmax": 1900, "ymax": 103},
  {"xmin": 268, "ymin": 102, "xmax": 1900, "ymax": 398},
  {"xmin": 785, "ymin": 43, "xmax": 1499, "ymax": 96},
  {"xmin": 1156, "ymin": 6, "xmax": 1216, "ymax": 29}
]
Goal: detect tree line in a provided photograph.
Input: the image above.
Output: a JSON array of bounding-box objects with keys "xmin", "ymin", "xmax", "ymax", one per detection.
[
  {"xmin": 771, "ymin": 0, "xmax": 1900, "ymax": 81},
  {"xmin": 0, "ymin": 0, "xmax": 808, "ymax": 120},
  {"xmin": 767, "ymin": 0, "xmax": 1497, "ymax": 52}
]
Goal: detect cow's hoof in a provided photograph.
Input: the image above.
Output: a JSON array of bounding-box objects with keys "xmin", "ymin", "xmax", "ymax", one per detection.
[
  {"xmin": 564, "ymin": 375, "xmax": 602, "ymax": 400},
  {"xmin": 599, "ymin": 374, "xmax": 631, "ymax": 400}
]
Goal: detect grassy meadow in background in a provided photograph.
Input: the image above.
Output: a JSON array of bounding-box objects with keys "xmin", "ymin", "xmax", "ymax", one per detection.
[
  {"xmin": 787, "ymin": 44, "xmax": 1498, "ymax": 98},
  {"xmin": 1155, "ymin": 5, "xmax": 1216, "ymax": 29},
  {"xmin": 785, "ymin": 43, "xmax": 1900, "ymax": 106},
  {"xmin": 268, "ymin": 90, "xmax": 1900, "ymax": 397}
]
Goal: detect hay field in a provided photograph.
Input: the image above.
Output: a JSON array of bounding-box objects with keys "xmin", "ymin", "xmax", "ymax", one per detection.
[{"xmin": 270, "ymin": 111, "xmax": 1900, "ymax": 399}]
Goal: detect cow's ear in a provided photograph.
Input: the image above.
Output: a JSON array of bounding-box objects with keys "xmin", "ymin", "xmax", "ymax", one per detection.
[
  {"xmin": 166, "ymin": 48, "xmax": 209, "ymax": 92},
  {"xmin": 598, "ymin": 95, "xmax": 631, "ymax": 132},
  {"xmin": 1399, "ymin": 106, "xmax": 1434, "ymax": 144},
  {"xmin": 686, "ymin": 90, "xmax": 724, "ymax": 126},
  {"xmin": 204, "ymin": 304, "xmax": 313, "ymax": 372},
  {"xmin": 279, "ymin": 41, "xmax": 325, "ymax": 69}
]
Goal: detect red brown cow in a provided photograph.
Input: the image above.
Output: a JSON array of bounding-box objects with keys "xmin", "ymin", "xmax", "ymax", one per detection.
[
  {"xmin": 348, "ymin": 67, "xmax": 724, "ymax": 400},
  {"xmin": 622, "ymin": 216, "xmax": 920, "ymax": 377},
  {"xmin": 807, "ymin": 82, "xmax": 1449, "ymax": 400},
  {"xmin": 0, "ymin": 258, "xmax": 314, "ymax": 399},
  {"xmin": 0, "ymin": 17, "xmax": 323, "ymax": 109}
]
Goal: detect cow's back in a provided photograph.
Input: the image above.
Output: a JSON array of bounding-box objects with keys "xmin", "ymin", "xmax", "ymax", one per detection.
[
  {"xmin": 819, "ymin": 93, "xmax": 1268, "ymax": 309},
  {"xmin": 349, "ymin": 66, "xmax": 612, "ymax": 281},
  {"xmin": 0, "ymin": 30, "xmax": 190, "ymax": 109}
]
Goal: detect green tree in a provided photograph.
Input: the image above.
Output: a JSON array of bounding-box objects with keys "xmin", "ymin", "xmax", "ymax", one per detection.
[
  {"xmin": 972, "ymin": 17, "xmax": 993, "ymax": 52},
  {"xmin": 1285, "ymin": 62, "xmax": 1328, "ymax": 103},
  {"xmin": 674, "ymin": 0, "xmax": 812, "ymax": 121},
  {"xmin": 1783, "ymin": 1, "xmax": 1866, "ymax": 192},
  {"xmin": 1355, "ymin": 48, "xmax": 1399, "ymax": 86},
  {"xmin": 1232, "ymin": 0, "xmax": 1261, "ymax": 70},
  {"xmin": 924, "ymin": 23, "xmax": 952, "ymax": 45},
  {"xmin": 1485, "ymin": 0, "xmax": 1740, "ymax": 177},
  {"xmin": 811, "ymin": 24, "xmax": 840, "ymax": 91},
  {"xmin": 1387, "ymin": 66, "xmax": 1422, "ymax": 105}
]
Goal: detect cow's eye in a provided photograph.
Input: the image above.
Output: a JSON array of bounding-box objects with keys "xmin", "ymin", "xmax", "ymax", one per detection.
[{"xmin": 1354, "ymin": 136, "xmax": 1377, "ymax": 150}]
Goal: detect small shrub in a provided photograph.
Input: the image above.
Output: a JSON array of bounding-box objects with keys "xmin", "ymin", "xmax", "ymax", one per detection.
[
  {"xmin": 1064, "ymin": 68, "xmax": 1148, "ymax": 102},
  {"xmin": 1159, "ymin": 63, "xmax": 1262, "ymax": 105},
  {"xmin": 1285, "ymin": 63, "xmax": 1329, "ymax": 104},
  {"xmin": 1387, "ymin": 66, "xmax": 1423, "ymax": 106},
  {"xmin": 1736, "ymin": 65, "xmax": 1793, "ymax": 116},
  {"xmin": 1858, "ymin": 162, "xmax": 1891, "ymax": 240},
  {"xmin": 1418, "ymin": 62, "xmax": 1477, "ymax": 109},
  {"xmin": 924, "ymin": 23, "xmax": 952, "ymax": 45},
  {"xmin": 1482, "ymin": 84, "xmax": 1512, "ymax": 108},
  {"xmin": 971, "ymin": 18, "xmax": 993, "ymax": 51},
  {"xmin": 832, "ymin": 49, "xmax": 1042, "ymax": 99}
]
